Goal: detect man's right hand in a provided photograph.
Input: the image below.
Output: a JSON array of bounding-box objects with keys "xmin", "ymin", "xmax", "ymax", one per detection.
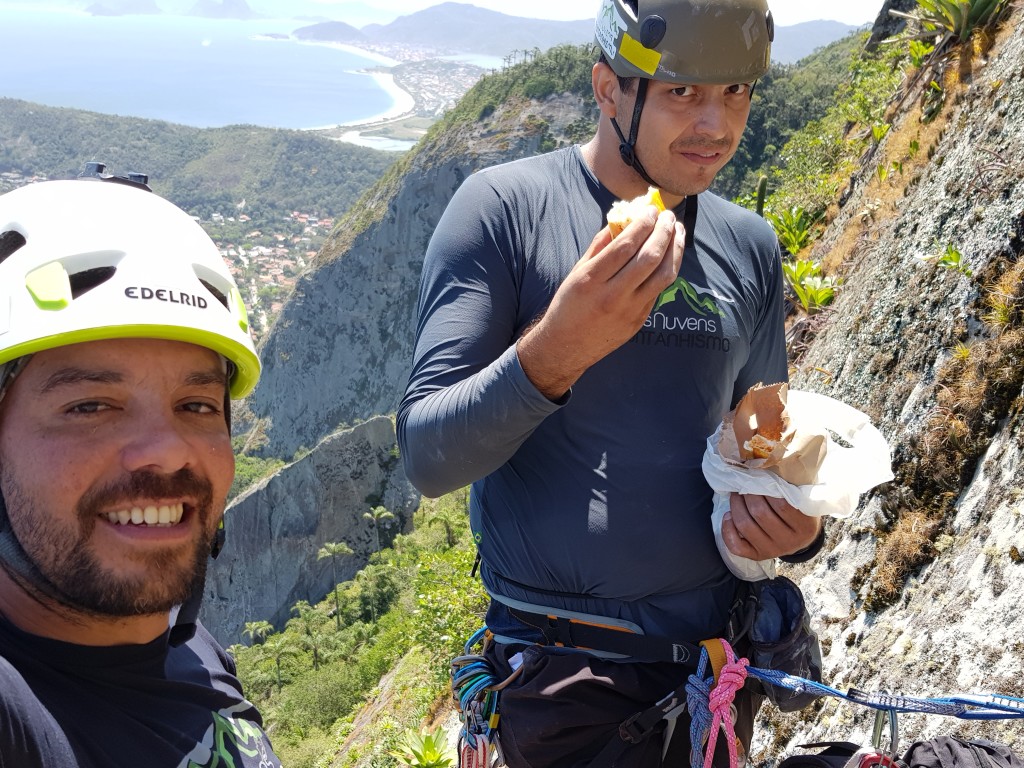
[{"xmin": 516, "ymin": 206, "xmax": 685, "ymax": 400}]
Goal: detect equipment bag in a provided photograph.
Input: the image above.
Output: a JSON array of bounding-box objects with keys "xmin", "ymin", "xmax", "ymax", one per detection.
[
  {"xmin": 777, "ymin": 741, "xmax": 861, "ymax": 768},
  {"xmin": 901, "ymin": 737, "xmax": 1024, "ymax": 768},
  {"xmin": 731, "ymin": 576, "xmax": 824, "ymax": 711}
]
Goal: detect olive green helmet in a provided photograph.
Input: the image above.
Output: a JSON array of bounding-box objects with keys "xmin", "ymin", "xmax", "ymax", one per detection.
[{"xmin": 595, "ymin": 0, "xmax": 774, "ymax": 84}]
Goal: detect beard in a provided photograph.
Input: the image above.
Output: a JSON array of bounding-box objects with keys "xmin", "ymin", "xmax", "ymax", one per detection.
[
  {"xmin": 2, "ymin": 467, "xmax": 218, "ymax": 618},
  {"xmin": 644, "ymin": 137, "xmax": 737, "ymax": 198}
]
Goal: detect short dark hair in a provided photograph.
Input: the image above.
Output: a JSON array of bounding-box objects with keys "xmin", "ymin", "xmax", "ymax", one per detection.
[{"xmin": 597, "ymin": 52, "xmax": 637, "ymax": 94}]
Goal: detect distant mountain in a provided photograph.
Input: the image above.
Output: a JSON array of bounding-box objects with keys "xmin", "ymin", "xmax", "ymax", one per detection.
[
  {"xmin": 362, "ymin": 2, "xmax": 592, "ymax": 56},
  {"xmin": 250, "ymin": 0, "xmax": 395, "ymax": 26},
  {"xmin": 293, "ymin": 20, "xmax": 366, "ymax": 44},
  {"xmin": 0, "ymin": 97, "xmax": 395, "ymax": 223},
  {"xmin": 187, "ymin": 0, "xmax": 260, "ymax": 20},
  {"xmin": 773, "ymin": 20, "xmax": 861, "ymax": 64},
  {"xmin": 294, "ymin": 3, "xmax": 856, "ymax": 65},
  {"xmin": 85, "ymin": 0, "xmax": 161, "ymax": 14}
]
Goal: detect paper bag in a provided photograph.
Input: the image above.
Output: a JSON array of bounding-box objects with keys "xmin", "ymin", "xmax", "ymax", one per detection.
[{"xmin": 703, "ymin": 388, "xmax": 894, "ymax": 580}]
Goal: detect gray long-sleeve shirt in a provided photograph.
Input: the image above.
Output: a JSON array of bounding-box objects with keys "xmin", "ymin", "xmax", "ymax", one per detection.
[{"xmin": 398, "ymin": 146, "xmax": 788, "ymax": 641}]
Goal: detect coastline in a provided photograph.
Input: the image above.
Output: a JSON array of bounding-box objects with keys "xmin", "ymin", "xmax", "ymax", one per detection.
[
  {"xmin": 338, "ymin": 70, "xmax": 416, "ymax": 127},
  {"xmin": 295, "ymin": 39, "xmax": 418, "ymax": 133}
]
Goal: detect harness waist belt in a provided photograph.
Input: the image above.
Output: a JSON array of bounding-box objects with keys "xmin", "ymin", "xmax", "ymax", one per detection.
[{"xmin": 507, "ymin": 606, "xmax": 702, "ymax": 667}]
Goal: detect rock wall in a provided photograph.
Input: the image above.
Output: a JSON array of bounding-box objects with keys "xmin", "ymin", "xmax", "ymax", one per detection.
[
  {"xmin": 246, "ymin": 93, "xmax": 597, "ymax": 459},
  {"xmin": 758, "ymin": 10, "xmax": 1024, "ymax": 757},
  {"xmin": 200, "ymin": 416, "xmax": 420, "ymax": 646}
]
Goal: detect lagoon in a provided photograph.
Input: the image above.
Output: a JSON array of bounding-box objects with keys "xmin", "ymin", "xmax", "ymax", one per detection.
[{"xmin": 0, "ymin": 9, "xmax": 403, "ymax": 130}]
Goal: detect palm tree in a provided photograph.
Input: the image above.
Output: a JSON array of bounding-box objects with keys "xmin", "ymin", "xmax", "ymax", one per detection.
[
  {"xmin": 318, "ymin": 540, "xmax": 354, "ymax": 630},
  {"xmin": 260, "ymin": 633, "xmax": 300, "ymax": 692},
  {"xmin": 225, "ymin": 643, "xmax": 246, "ymax": 660},
  {"xmin": 242, "ymin": 619, "xmax": 274, "ymax": 646},
  {"xmin": 363, "ymin": 505, "xmax": 395, "ymax": 553},
  {"xmin": 287, "ymin": 600, "xmax": 329, "ymax": 670}
]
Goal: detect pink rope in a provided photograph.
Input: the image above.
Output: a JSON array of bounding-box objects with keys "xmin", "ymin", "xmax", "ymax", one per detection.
[{"xmin": 702, "ymin": 640, "xmax": 749, "ymax": 768}]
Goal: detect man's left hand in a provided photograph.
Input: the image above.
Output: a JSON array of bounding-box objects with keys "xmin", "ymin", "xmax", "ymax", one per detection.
[{"xmin": 721, "ymin": 493, "xmax": 821, "ymax": 560}]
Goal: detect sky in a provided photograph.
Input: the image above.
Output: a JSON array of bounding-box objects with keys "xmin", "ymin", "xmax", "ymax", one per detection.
[
  {"xmin": 0, "ymin": 0, "xmax": 884, "ymax": 28},
  {"xmin": 299, "ymin": 0, "xmax": 884, "ymax": 27}
]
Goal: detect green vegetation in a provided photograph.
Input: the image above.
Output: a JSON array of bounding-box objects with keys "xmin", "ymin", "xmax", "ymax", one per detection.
[
  {"xmin": 319, "ymin": 542, "xmax": 355, "ymax": 630},
  {"xmin": 891, "ymin": 0, "xmax": 1009, "ymax": 43},
  {"xmin": 782, "ymin": 258, "xmax": 840, "ymax": 315},
  {"xmin": 918, "ymin": 242, "xmax": 973, "ymax": 277},
  {"xmin": 0, "ymin": 98, "xmax": 396, "ymax": 220},
  {"xmin": 229, "ymin": 454, "xmax": 286, "ymax": 500},
  {"xmin": 761, "ymin": 37, "xmax": 906, "ymax": 218},
  {"xmin": 714, "ymin": 32, "xmax": 866, "ymax": 200},
  {"xmin": 230, "ymin": 492, "xmax": 488, "ymax": 767},
  {"xmin": 764, "ymin": 206, "xmax": 823, "ymax": 255},
  {"xmin": 443, "ymin": 44, "xmax": 597, "ymax": 130},
  {"xmin": 389, "ymin": 727, "xmax": 455, "ymax": 768}
]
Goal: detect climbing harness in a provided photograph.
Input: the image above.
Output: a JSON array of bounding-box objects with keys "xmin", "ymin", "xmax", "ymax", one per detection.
[
  {"xmin": 451, "ymin": 623, "xmax": 1024, "ymax": 768},
  {"xmin": 451, "ymin": 580, "xmax": 1022, "ymax": 768}
]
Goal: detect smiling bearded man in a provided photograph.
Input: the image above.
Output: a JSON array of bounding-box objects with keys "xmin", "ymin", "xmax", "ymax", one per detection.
[{"xmin": 0, "ymin": 174, "xmax": 282, "ymax": 768}]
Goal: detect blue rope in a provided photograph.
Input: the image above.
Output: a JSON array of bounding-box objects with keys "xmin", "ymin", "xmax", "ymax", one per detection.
[
  {"xmin": 746, "ymin": 667, "xmax": 1024, "ymax": 720},
  {"xmin": 686, "ymin": 647, "xmax": 715, "ymax": 768}
]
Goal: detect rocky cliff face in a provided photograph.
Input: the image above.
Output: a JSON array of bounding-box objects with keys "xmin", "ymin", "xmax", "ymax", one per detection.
[
  {"xmin": 246, "ymin": 93, "xmax": 597, "ymax": 460},
  {"xmin": 757, "ymin": 11, "xmax": 1024, "ymax": 757},
  {"xmin": 200, "ymin": 417, "xmax": 419, "ymax": 646}
]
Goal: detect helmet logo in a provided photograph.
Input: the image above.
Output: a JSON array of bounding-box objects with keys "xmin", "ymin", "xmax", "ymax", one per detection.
[
  {"xmin": 741, "ymin": 11, "xmax": 761, "ymax": 51},
  {"xmin": 125, "ymin": 286, "xmax": 209, "ymax": 309},
  {"xmin": 596, "ymin": 0, "xmax": 624, "ymax": 62}
]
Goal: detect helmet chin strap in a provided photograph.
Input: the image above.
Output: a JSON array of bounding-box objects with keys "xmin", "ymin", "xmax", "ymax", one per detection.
[
  {"xmin": 0, "ymin": 493, "xmax": 73, "ymax": 610},
  {"xmin": 610, "ymin": 77, "xmax": 661, "ymax": 188}
]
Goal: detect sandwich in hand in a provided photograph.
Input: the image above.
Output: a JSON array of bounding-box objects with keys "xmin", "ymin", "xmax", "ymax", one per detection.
[{"xmin": 607, "ymin": 186, "xmax": 665, "ymax": 238}]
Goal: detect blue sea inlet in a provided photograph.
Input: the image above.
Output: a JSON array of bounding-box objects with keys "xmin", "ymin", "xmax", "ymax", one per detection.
[{"xmin": 0, "ymin": 9, "xmax": 398, "ymax": 130}]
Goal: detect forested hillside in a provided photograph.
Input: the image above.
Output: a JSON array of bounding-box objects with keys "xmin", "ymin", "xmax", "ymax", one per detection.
[{"xmin": 0, "ymin": 97, "xmax": 396, "ymax": 219}]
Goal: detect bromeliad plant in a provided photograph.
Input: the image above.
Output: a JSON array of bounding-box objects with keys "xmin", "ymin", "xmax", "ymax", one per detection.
[
  {"xmin": 389, "ymin": 727, "xmax": 455, "ymax": 768},
  {"xmin": 783, "ymin": 258, "xmax": 840, "ymax": 315},
  {"xmin": 891, "ymin": 0, "xmax": 1009, "ymax": 44},
  {"xmin": 765, "ymin": 205, "xmax": 823, "ymax": 255}
]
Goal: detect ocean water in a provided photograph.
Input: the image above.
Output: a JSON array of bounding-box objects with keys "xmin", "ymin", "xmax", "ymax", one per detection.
[{"xmin": 0, "ymin": 9, "xmax": 398, "ymax": 130}]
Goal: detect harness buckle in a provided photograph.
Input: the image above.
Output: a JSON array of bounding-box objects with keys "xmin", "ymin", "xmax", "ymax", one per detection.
[{"xmin": 618, "ymin": 710, "xmax": 653, "ymax": 745}]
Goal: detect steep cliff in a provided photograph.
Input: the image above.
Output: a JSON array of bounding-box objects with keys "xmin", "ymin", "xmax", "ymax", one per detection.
[
  {"xmin": 247, "ymin": 86, "xmax": 597, "ymax": 459},
  {"xmin": 757, "ymin": 9, "xmax": 1024, "ymax": 757},
  {"xmin": 200, "ymin": 417, "xmax": 419, "ymax": 646}
]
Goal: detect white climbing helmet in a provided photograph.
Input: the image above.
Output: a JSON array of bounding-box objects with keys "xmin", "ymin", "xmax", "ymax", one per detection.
[{"xmin": 0, "ymin": 178, "xmax": 260, "ymax": 398}]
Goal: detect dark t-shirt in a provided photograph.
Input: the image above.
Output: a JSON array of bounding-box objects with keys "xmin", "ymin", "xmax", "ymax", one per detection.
[
  {"xmin": 0, "ymin": 617, "xmax": 281, "ymax": 767},
  {"xmin": 398, "ymin": 146, "xmax": 788, "ymax": 642}
]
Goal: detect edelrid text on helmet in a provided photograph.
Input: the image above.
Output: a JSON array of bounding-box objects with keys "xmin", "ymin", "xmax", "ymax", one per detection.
[
  {"xmin": 0, "ymin": 178, "xmax": 261, "ymax": 399},
  {"xmin": 595, "ymin": 0, "xmax": 774, "ymax": 84}
]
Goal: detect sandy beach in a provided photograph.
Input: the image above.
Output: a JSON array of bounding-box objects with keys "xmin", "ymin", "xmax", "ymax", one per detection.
[
  {"xmin": 294, "ymin": 39, "xmax": 418, "ymax": 132},
  {"xmin": 339, "ymin": 70, "xmax": 416, "ymax": 127}
]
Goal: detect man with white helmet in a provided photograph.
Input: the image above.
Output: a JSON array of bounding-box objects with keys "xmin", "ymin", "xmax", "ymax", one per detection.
[
  {"xmin": 0, "ymin": 172, "xmax": 280, "ymax": 766},
  {"xmin": 399, "ymin": 0, "xmax": 824, "ymax": 765}
]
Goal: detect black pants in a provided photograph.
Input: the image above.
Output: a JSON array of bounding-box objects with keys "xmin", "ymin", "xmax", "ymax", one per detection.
[{"xmin": 485, "ymin": 642, "xmax": 763, "ymax": 768}]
